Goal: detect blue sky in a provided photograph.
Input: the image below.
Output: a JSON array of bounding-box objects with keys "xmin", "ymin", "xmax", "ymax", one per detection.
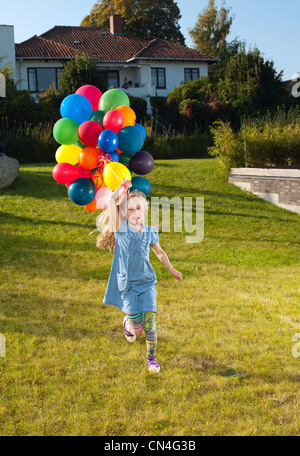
[{"xmin": 2, "ymin": 0, "xmax": 299, "ymax": 80}]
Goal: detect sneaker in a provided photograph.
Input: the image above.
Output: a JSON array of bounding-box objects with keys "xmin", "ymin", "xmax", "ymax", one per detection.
[
  {"xmin": 123, "ymin": 317, "xmax": 136, "ymax": 343},
  {"xmin": 147, "ymin": 356, "xmax": 160, "ymax": 373}
]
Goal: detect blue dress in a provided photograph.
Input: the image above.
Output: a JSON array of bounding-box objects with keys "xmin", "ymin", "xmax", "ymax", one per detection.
[{"xmin": 103, "ymin": 220, "xmax": 159, "ymax": 314}]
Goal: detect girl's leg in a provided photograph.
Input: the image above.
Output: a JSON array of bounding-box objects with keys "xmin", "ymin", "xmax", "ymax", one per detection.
[
  {"xmin": 143, "ymin": 312, "xmax": 160, "ymax": 373},
  {"xmin": 125, "ymin": 313, "xmax": 143, "ymax": 342}
]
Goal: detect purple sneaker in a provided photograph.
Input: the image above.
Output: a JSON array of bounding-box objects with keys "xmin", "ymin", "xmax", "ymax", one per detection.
[{"xmin": 147, "ymin": 356, "xmax": 160, "ymax": 373}]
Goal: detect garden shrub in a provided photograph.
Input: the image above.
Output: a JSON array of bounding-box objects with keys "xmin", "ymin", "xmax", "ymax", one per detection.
[{"xmin": 209, "ymin": 108, "xmax": 300, "ymax": 173}]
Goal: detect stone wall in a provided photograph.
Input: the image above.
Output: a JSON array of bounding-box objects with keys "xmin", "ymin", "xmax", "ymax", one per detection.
[{"xmin": 229, "ymin": 168, "xmax": 300, "ymax": 214}]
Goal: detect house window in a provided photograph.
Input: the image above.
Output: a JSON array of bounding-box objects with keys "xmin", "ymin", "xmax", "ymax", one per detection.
[
  {"xmin": 184, "ymin": 68, "xmax": 200, "ymax": 84},
  {"xmin": 151, "ymin": 68, "xmax": 166, "ymax": 89},
  {"xmin": 103, "ymin": 71, "xmax": 119, "ymax": 88},
  {"xmin": 28, "ymin": 68, "xmax": 63, "ymax": 92}
]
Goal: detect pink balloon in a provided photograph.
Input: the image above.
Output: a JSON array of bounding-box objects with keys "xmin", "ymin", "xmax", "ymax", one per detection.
[
  {"xmin": 52, "ymin": 163, "xmax": 81, "ymax": 185},
  {"xmin": 103, "ymin": 110, "xmax": 124, "ymax": 134},
  {"xmin": 75, "ymin": 85, "xmax": 102, "ymax": 111},
  {"xmin": 95, "ymin": 186, "xmax": 113, "ymax": 209},
  {"xmin": 78, "ymin": 120, "xmax": 103, "ymax": 147}
]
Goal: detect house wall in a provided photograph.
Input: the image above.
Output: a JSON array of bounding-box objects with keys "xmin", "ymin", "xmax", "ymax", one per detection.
[
  {"xmin": 0, "ymin": 25, "xmax": 16, "ymax": 75},
  {"xmin": 142, "ymin": 60, "xmax": 209, "ymax": 97}
]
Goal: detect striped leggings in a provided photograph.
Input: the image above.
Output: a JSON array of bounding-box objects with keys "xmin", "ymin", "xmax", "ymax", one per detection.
[{"xmin": 127, "ymin": 312, "xmax": 157, "ymax": 357}]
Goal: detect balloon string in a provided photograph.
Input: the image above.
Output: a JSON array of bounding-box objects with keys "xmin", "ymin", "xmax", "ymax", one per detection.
[{"xmin": 98, "ymin": 157, "xmax": 123, "ymax": 182}]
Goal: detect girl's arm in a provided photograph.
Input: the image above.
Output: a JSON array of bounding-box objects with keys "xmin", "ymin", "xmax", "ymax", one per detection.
[
  {"xmin": 151, "ymin": 243, "xmax": 182, "ymax": 281},
  {"xmin": 109, "ymin": 179, "xmax": 131, "ymax": 232}
]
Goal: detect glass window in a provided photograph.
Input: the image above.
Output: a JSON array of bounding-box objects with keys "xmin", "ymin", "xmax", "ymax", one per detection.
[
  {"xmin": 102, "ymin": 71, "xmax": 119, "ymax": 88},
  {"xmin": 184, "ymin": 68, "xmax": 200, "ymax": 84},
  {"xmin": 27, "ymin": 68, "xmax": 62, "ymax": 92},
  {"xmin": 151, "ymin": 68, "xmax": 166, "ymax": 89}
]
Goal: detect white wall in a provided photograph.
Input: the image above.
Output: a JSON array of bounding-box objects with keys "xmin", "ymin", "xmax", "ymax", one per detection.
[{"xmin": 0, "ymin": 25, "xmax": 16, "ymax": 77}]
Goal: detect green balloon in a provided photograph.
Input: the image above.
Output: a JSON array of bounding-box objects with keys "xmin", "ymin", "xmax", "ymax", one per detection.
[
  {"xmin": 89, "ymin": 110, "xmax": 105, "ymax": 128},
  {"xmin": 99, "ymin": 89, "xmax": 130, "ymax": 112},
  {"xmin": 119, "ymin": 153, "xmax": 131, "ymax": 167},
  {"xmin": 53, "ymin": 118, "xmax": 79, "ymax": 145}
]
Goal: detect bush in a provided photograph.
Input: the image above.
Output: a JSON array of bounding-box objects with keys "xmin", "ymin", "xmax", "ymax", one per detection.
[
  {"xmin": 0, "ymin": 118, "xmax": 56, "ymax": 163},
  {"xmin": 144, "ymin": 130, "xmax": 213, "ymax": 159},
  {"xmin": 59, "ymin": 53, "xmax": 108, "ymax": 96},
  {"xmin": 209, "ymin": 107, "xmax": 300, "ymax": 173},
  {"xmin": 127, "ymin": 94, "xmax": 147, "ymax": 123}
]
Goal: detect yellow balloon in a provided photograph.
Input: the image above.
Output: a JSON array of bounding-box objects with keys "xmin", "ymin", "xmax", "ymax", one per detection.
[
  {"xmin": 55, "ymin": 144, "xmax": 82, "ymax": 165},
  {"xmin": 103, "ymin": 162, "xmax": 131, "ymax": 191}
]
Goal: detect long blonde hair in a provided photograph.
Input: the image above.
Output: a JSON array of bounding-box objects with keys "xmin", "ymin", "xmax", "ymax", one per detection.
[{"xmin": 96, "ymin": 189, "xmax": 149, "ymax": 252}]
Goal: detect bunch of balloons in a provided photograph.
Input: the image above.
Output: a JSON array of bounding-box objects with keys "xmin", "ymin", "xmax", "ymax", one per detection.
[{"xmin": 52, "ymin": 85, "xmax": 155, "ymax": 211}]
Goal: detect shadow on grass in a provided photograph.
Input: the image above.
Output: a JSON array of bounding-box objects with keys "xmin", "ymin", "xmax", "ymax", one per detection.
[
  {"xmin": 0, "ymin": 211, "xmax": 92, "ymax": 230},
  {"xmin": 1, "ymin": 166, "xmax": 66, "ymax": 200}
]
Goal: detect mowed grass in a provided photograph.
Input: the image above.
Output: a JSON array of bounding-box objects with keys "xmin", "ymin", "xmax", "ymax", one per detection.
[{"xmin": 0, "ymin": 159, "xmax": 300, "ymax": 436}]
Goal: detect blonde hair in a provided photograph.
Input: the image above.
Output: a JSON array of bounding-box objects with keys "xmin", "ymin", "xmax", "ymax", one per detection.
[{"xmin": 96, "ymin": 189, "xmax": 149, "ymax": 252}]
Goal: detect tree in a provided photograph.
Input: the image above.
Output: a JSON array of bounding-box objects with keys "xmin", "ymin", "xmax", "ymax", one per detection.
[
  {"xmin": 217, "ymin": 48, "xmax": 288, "ymax": 125},
  {"xmin": 59, "ymin": 53, "xmax": 108, "ymax": 96},
  {"xmin": 81, "ymin": 0, "xmax": 185, "ymax": 44},
  {"xmin": 189, "ymin": 0, "xmax": 233, "ymax": 56}
]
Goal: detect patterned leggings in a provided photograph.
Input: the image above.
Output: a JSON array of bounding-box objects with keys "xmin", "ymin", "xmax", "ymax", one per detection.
[{"xmin": 127, "ymin": 312, "xmax": 157, "ymax": 357}]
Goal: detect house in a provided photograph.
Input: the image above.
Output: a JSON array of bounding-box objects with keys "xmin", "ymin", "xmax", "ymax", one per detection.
[{"xmin": 2, "ymin": 15, "xmax": 219, "ymax": 112}]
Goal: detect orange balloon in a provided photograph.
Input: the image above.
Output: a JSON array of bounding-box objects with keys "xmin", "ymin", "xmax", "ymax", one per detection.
[
  {"xmin": 115, "ymin": 106, "xmax": 136, "ymax": 127},
  {"xmin": 92, "ymin": 170, "xmax": 105, "ymax": 189},
  {"xmin": 84, "ymin": 198, "xmax": 100, "ymax": 212},
  {"xmin": 78, "ymin": 147, "xmax": 100, "ymax": 170}
]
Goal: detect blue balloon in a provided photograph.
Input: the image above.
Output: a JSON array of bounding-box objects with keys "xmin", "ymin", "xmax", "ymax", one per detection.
[
  {"xmin": 118, "ymin": 126, "xmax": 144, "ymax": 156},
  {"xmin": 98, "ymin": 130, "xmax": 119, "ymax": 154},
  {"xmin": 67, "ymin": 177, "xmax": 96, "ymax": 206},
  {"xmin": 108, "ymin": 151, "xmax": 120, "ymax": 162},
  {"xmin": 60, "ymin": 94, "xmax": 93, "ymax": 125},
  {"xmin": 130, "ymin": 176, "xmax": 151, "ymax": 196},
  {"xmin": 134, "ymin": 123, "xmax": 147, "ymax": 140}
]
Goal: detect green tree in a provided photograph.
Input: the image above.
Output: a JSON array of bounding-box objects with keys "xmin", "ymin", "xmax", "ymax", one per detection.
[
  {"xmin": 217, "ymin": 48, "xmax": 288, "ymax": 125},
  {"xmin": 81, "ymin": 0, "xmax": 185, "ymax": 44},
  {"xmin": 189, "ymin": 0, "xmax": 233, "ymax": 56},
  {"xmin": 59, "ymin": 53, "xmax": 107, "ymax": 96}
]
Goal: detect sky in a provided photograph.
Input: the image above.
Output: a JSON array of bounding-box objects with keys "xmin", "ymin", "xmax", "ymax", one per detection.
[{"xmin": 1, "ymin": 0, "xmax": 299, "ymax": 81}]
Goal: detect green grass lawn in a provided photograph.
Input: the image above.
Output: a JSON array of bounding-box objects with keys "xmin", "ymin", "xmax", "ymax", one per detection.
[{"xmin": 1, "ymin": 159, "xmax": 300, "ymax": 436}]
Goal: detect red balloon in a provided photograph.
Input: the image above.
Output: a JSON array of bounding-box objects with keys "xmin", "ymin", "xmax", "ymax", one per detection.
[
  {"xmin": 52, "ymin": 163, "xmax": 81, "ymax": 185},
  {"xmin": 103, "ymin": 110, "xmax": 124, "ymax": 134},
  {"xmin": 75, "ymin": 85, "xmax": 102, "ymax": 111},
  {"xmin": 78, "ymin": 120, "xmax": 103, "ymax": 147}
]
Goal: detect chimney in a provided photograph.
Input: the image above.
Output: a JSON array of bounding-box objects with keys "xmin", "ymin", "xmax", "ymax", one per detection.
[{"xmin": 110, "ymin": 15, "xmax": 123, "ymax": 35}]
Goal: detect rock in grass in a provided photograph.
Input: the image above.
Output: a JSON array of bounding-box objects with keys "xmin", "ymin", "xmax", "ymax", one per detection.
[{"xmin": 0, "ymin": 144, "xmax": 19, "ymax": 189}]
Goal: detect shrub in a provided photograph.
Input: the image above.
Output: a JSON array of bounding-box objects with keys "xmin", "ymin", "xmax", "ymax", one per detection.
[
  {"xmin": 127, "ymin": 94, "xmax": 147, "ymax": 123},
  {"xmin": 144, "ymin": 130, "xmax": 212, "ymax": 159},
  {"xmin": 0, "ymin": 118, "xmax": 56, "ymax": 163},
  {"xmin": 209, "ymin": 107, "xmax": 300, "ymax": 173}
]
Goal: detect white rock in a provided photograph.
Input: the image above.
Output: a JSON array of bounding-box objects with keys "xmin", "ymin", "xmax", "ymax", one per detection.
[{"xmin": 0, "ymin": 153, "xmax": 19, "ymax": 189}]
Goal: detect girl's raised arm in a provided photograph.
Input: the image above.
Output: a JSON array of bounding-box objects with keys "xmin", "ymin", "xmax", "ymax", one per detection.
[{"xmin": 108, "ymin": 179, "xmax": 131, "ymax": 232}]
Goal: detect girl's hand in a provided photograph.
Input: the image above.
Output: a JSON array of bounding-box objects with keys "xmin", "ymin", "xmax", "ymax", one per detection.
[
  {"xmin": 121, "ymin": 178, "xmax": 132, "ymax": 189},
  {"xmin": 171, "ymin": 268, "xmax": 182, "ymax": 281}
]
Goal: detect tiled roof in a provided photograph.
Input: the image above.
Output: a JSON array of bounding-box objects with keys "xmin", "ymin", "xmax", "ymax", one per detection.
[
  {"xmin": 15, "ymin": 26, "xmax": 219, "ymax": 63},
  {"xmin": 15, "ymin": 35, "xmax": 78, "ymax": 59},
  {"xmin": 132, "ymin": 38, "xmax": 218, "ymax": 61}
]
